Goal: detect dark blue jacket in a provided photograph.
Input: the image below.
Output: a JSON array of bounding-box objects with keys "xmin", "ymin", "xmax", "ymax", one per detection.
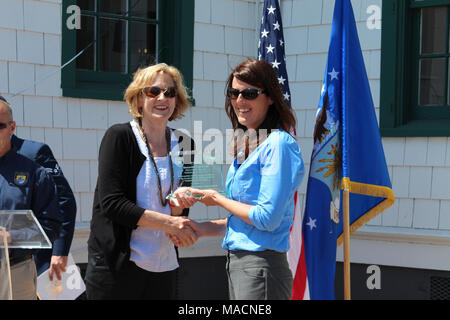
[
  {"xmin": 11, "ymin": 135, "xmax": 77, "ymax": 256},
  {"xmin": 0, "ymin": 147, "xmax": 61, "ymax": 261}
]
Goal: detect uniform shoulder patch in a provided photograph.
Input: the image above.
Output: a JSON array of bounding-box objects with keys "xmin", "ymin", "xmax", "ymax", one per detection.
[{"xmin": 14, "ymin": 172, "xmax": 28, "ymax": 186}]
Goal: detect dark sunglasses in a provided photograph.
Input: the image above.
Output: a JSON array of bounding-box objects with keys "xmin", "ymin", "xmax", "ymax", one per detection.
[
  {"xmin": 142, "ymin": 86, "xmax": 177, "ymax": 98},
  {"xmin": 226, "ymin": 87, "xmax": 266, "ymax": 100},
  {"xmin": 0, "ymin": 121, "xmax": 12, "ymax": 130}
]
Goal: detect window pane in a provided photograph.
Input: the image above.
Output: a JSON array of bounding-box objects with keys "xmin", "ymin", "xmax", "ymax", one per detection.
[
  {"xmin": 99, "ymin": 18, "xmax": 126, "ymax": 73},
  {"xmin": 77, "ymin": 0, "xmax": 95, "ymax": 11},
  {"xmin": 421, "ymin": 7, "xmax": 447, "ymax": 54},
  {"xmin": 419, "ymin": 58, "xmax": 445, "ymax": 106},
  {"xmin": 76, "ymin": 15, "xmax": 95, "ymax": 70},
  {"xmin": 99, "ymin": 0, "xmax": 127, "ymax": 15},
  {"xmin": 130, "ymin": 0, "xmax": 157, "ymax": 19},
  {"xmin": 130, "ymin": 22, "xmax": 156, "ymax": 72}
]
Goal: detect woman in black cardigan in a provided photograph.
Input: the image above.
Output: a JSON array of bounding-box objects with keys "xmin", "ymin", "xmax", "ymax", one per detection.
[{"xmin": 85, "ymin": 63, "xmax": 197, "ymax": 300}]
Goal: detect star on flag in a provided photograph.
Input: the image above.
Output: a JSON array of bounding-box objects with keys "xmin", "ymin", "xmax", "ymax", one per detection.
[
  {"xmin": 273, "ymin": 21, "xmax": 280, "ymax": 30},
  {"xmin": 328, "ymin": 67, "xmax": 339, "ymax": 80},
  {"xmin": 267, "ymin": 5, "xmax": 276, "ymax": 15},
  {"xmin": 266, "ymin": 44, "xmax": 275, "ymax": 54},
  {"xmin": 306, "ymin": 217, "xmax": 317, "ymax": 231},
  {"xmin": 261, "ymin": 29, "xmax": 269, "ymax": 38},
  {"xmin": 271, "ymin": 59, "xmax": 281, "ymax": 69}
]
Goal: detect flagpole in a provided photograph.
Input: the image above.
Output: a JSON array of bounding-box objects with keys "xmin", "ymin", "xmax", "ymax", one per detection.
[{"xmin": 343, "ymin": 182, "xmax": 351, "ymax": 300}]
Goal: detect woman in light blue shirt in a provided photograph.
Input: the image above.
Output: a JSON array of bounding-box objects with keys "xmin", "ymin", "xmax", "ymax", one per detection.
[{"xmin": 187, "ymin": 59, "xmax": 305, "ymax": 300}]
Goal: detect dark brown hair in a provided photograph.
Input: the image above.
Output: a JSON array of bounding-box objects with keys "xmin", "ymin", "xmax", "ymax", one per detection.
[{"xmin": 225, "ymin": 59, "xmax": 296, "ymax": 133}]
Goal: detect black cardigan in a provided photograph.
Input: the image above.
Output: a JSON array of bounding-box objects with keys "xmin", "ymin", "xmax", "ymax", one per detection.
[{"xmin": 88, "ymin": 122, "xmax": 195, "ymax": 273}]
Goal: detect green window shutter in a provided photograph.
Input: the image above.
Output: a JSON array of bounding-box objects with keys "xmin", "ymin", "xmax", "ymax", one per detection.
[
  {"xmin": 61, "ymin": 0, "xmax": 194, "ymax": 102},
  {"xmin": 380, "ymin": 0, "xmax": 450, "ymax": 136}
]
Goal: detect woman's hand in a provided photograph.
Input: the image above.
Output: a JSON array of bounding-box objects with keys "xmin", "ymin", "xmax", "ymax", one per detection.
[
  {"xmin": 190, "ymin": 188, "xmax": 222, "ymax": 206},
  {"xmin": 166, "ymin": 216, "xmax": 198, "ymax": 247},
  {"xmin": 169, "ymin": 187, "xmax": 198, "ymax": 215},
  {"xmin": 167, "ymin": 219, "xmax": 202, "ymax": 247}
]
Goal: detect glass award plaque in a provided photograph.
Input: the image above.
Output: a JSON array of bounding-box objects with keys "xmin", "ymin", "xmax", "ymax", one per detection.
[
  {"xmin": 167, "ymin": 155, "xmax": 226, "ymax": 200},
  {"xmin": 0, "ymin": 210, "xmax": 52, "ymax": 249},
  {"xmin": 0, "ymin": 226, "xmax": 12, "ymax": 300}
]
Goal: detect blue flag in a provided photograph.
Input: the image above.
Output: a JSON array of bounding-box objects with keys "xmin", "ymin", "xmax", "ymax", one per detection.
[{"xmin": 302, "ymin": 0, "xmax": 395, "ymax": 300}]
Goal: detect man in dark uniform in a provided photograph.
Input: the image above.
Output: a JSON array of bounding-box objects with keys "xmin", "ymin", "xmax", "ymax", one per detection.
[
  {"xmin": 11, "ymin": 134, "xmax": 77, "ymax": 281},
  {"xmin": 2, "ymin": 95, "xmax": 77, "ymax": 281},
  {"xmin": 2, "ymin": 98, "xmax": 77, "ymax": 283},
  {"xmin": 0, "ymin": 97, "xmax": 61, "ymax": 299}
]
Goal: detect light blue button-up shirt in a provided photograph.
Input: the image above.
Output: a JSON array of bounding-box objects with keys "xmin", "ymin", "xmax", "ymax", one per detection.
[{"xmin": 222, "ymin": 130, "xmax": 305, "ymax": 252}]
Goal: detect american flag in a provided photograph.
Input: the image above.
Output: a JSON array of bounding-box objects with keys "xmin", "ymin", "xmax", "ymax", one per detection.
[
  {"xmin": 258, "ymin": 0, "xmax": 291, "ymax": 104},
  {"xmin": 257, "ymin": 0, "xmax": 309, "ymax": 300}
]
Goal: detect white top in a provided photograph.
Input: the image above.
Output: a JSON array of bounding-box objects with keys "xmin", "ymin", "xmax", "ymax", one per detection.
[{"xmin": 129, "ymin": 120, "xmax": 183, "ymax": 272}]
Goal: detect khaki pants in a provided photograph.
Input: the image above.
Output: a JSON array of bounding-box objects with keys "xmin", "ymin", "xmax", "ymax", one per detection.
[{"xmin": 10, "ymin": 257, "xmax": 37, "ymax": 300}]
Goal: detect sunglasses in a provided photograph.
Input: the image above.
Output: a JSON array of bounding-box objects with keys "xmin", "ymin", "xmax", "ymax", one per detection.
[
  {"xmin": 226, "ymin": 87, "xmax": 266, "ymax": 100},
  {"xmin": 142, "ymin": 86, "xmax": 177, "ymax": 98},
  {"xmin": 0, "ymin": 121, "xmax": 12, "ymax": 130}
]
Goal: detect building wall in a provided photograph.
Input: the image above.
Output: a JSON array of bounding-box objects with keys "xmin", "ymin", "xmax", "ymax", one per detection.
[
  {"xmin": 0, "ymin": 0, "xmax": 132, "ymax": 261},
  {"xmin": 0, "ymin": 0, "xmax": 449, "ymax": 273}
]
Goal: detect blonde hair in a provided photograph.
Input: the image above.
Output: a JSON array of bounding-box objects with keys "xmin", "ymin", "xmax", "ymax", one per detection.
[{"xmin": 124, "ymin": 63, "xmax": 191, "ymax": 121}]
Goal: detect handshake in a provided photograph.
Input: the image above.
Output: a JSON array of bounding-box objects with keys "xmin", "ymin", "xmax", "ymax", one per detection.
[{"xmin": 165, "ymin": 187, "xmax": 221, "ymax": 248}]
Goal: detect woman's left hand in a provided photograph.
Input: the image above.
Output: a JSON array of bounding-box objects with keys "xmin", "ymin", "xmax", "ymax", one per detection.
[{"xmin": 170, "ymin": 187, "xmax": 197, "ymax": 214}]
